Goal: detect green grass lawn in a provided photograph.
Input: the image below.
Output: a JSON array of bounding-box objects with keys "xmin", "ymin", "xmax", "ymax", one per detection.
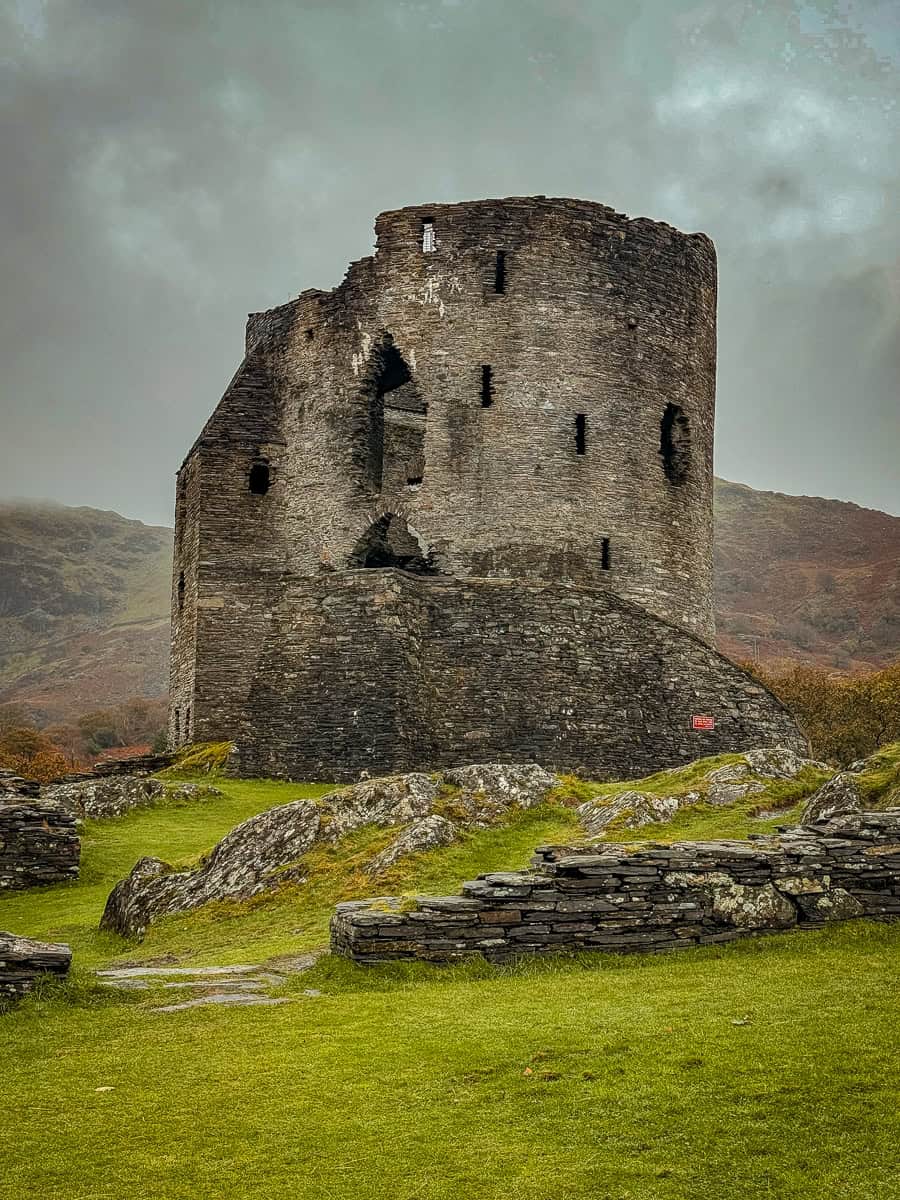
[
  {"xmin": 1, "ymin": 760, "xmax": 898, "ymax": 1199},
  {"xmin": 1, "ymin": 923, "xmax": 898, "ymax": 1200}
]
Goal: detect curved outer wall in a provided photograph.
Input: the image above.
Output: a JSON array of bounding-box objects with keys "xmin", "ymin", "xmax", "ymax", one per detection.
[{"xmin": 232, "ymin": 571, "xmax": 804, "ymax": 783}]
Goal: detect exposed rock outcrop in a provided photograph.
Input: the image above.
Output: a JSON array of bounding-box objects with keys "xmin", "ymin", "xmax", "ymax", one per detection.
[
  {"xmin": 574, "ymin": 748, "xmax": 829, "ymax": 838},
  {"xmin": 0, "ymin": 932, "xmax": 72, "ymax": 1002},
  {"xmin": 101, "ymin": 799, "xmax": 322, "ymax": 938},
  {"xmin": 101, "ymin": 763, "xmax": 557, "ymax": 938},
  {"xmin": 45, "ymin": 776, "xmax": 166, "ymax": 819},
  {"xmin": 802, "ymin": 773, "xmax": 864, "ymax": 823}
]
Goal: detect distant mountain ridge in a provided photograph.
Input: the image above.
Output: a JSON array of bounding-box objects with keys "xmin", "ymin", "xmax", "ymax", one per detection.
[{"xmin": 0, "ymin": 483, "xmax": 897, "ymax": 722}]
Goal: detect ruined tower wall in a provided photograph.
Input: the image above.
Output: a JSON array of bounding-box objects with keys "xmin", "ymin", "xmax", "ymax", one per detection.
[
  {"xmin": 267, "ymin": 198, "xmax": 717, "ymax": 638},
  {"xmin": 232, "ymin": 570, "xmax": 803, "ymax": 783},
  {"xmin": 167, "ymin": 197, "xmax": 790, "ymax": 779}
]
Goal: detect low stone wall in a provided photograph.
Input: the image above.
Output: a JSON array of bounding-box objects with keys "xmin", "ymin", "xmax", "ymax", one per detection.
[
  {"xmin": 0, "ymin": 933, "xmax": 72, "ymax": 1003},
  {"xmin": 0, "ymin": 803, "xmax": 80, "ymax": 891},
  {"xmin": 330, "ymin": 809, "xmax": 900, "ymax": 962}
]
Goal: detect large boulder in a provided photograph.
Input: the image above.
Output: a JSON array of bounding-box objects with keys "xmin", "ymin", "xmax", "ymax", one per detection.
[
  {"xmin": 101, "ymin": 799, "xmax": 321, "ymax": 937},
  {"xmin": 0, "ymin": 932, "xmax": 72, "ymax": 1003},
  {"xmin": 743, "ymin": 747, "xmax": 828, "ymax": 779},
  {"xmin": 802, "ymin": 773, "xmax": 864, "ymax": 824},
  {"xmin": 44, "ymin": 775, "xmax": 166, "ymax": 819},
  {"xmin": 324, "ymin": 773, "xmax": 440, "ymax": 840},
  {"xmin": 577, "ymin": 790, "xmax": 682, "ymax": 836}
]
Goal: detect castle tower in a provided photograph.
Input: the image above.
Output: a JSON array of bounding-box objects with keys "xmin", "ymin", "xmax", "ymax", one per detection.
[{"xmin": 169, "ymin": 198, "xmax": 801, "ymax": 778}]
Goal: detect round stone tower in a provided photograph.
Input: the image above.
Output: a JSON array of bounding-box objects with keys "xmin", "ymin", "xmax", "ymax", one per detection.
[
  {"xmin": 265, "ymin": 196, "xmax": 718, "ymax": 639},
  {"xmin": 170, "ymin": 197, "xmax": 801, "ymax": 780}
]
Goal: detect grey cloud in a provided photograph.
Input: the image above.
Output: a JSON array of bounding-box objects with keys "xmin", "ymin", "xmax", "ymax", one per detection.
[{"xmin": 0, "ymin": 0, "xmax": 897, "ymax": 522}]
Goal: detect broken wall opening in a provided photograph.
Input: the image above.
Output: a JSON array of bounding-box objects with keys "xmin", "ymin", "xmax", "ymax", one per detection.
[
  {"xmin": 364, "ymin": 335, "xmax": 427, "ymax": 495},
  {"xmin": 660, "ymin": 404, "xmax": 690, "ymax": 484},
  {"xmin": 349, "ymin": 514, "xmax": 437, "ymax": 574}
]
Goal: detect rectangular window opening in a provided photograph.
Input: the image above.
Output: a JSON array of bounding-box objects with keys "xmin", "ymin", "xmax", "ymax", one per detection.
[
  {"xmin": 601, "ymin": 538, "xmax": 611, "ymax": 570},
  {"xmin": 494, "ymin": 250, "xmax": 506, "ymax": 294},
  {"xmin": 575, "ymin": 413, "xmax": 587, "ymax": 455},
  {"xmin": 481, "ymin": 365, "xmax": 493, "ymax": 407},
  {"xmin": 422, "ymin": 219, "xmax": 436, "ymax": 253}
]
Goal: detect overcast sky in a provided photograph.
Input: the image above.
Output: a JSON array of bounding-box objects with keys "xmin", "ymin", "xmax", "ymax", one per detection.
[{"xmin": 1, "ymin": 0, "xmax": 897, "ymax": 525}]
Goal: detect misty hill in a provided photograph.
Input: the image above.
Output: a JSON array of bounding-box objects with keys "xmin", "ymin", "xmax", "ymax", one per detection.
[
  {"xmin": 714, "ymin": 480, "xmax": 900, "ymax": 672},
  {"xmin": 0, "ymin": 502, "xmax": 172, "ymax": 722},
  {"xmin": 0, "ymin": 484, "xmax": 897, "ymax": 722}
]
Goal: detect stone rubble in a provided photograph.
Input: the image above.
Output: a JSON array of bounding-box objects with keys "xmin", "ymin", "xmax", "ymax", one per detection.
[{"xmin": 0, "ymin": 932, "xmax": 72, "ymax": 1002}]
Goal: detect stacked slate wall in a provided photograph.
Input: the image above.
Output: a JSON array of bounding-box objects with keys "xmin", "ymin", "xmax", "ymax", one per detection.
[
  {"xmin": 0, "ymin": 803, "xmax": 80, "ymax": 891},
  {"xmin": 330, "ymin": 810, "xmax": 900, "ymax": 962},
  {"xmin": 233, "ymin": 570, "xmax": 803, "ymax": 781}
]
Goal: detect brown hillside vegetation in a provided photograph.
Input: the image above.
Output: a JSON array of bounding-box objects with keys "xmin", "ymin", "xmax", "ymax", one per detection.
[
  {"xmin": 0, "ymin": 502, "xmax": 172, "ymax": 722},
  {"xmin": 0, "ymin": 483, "xmax": 897, "ymax": 723},
  {"xmin": 714, "ymin": 479, "xmax": 900, "ymax": 672}
]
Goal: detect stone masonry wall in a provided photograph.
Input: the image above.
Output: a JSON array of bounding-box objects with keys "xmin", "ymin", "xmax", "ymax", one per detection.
[
  {"xmin": 232, "ymin": 569, "xmax": 803, "ymax": 781},
  {"xmin": 330, "ymin": 809, "xmax": 900, "ymax": 963},
  {"xmin": 172, "ymin": 197, "xmax": 720, "ymax": 756},
  {"xmin": 0, "ymin": 802, "xmax": 80, "ymax": 891}
]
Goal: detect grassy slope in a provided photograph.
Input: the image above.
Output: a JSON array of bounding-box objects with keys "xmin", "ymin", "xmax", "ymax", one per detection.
[{"xmin": 1, "ymin": 757, "xmax": 899, "ymax": 1199}]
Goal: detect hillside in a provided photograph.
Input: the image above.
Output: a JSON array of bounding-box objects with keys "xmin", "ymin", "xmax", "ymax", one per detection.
[
  {"xmin": 0, "ymin": 502, "xmax": 172, "ymax": 722},
  {"xmin": 0, "ymin": 483, "xmax": 897, "ymax": 724},
  {"xmin": 714, "ymin": 480, "xmax": 900, "ymax": 672}
]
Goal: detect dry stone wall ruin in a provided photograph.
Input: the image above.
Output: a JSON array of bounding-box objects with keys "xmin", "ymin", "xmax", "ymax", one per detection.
[
  {"xmin": 169, "ymin": 196, "xmax": 802, "ymax": 778},
  {"xmin": 331, "ymin": 808, "xmax": 900, "ymax": 963}
]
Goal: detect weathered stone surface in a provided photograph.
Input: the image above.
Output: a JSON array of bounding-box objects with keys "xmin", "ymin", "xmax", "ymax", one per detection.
[
  {"xmin": 323, "ymin": 774, "xmax": 439, "ymax": 840},
  {"xmin": 802, "ymin": 773, "xmax": 863, "ymax": 823},
  {"xmin": 0, "ymin": 802, "xmax": 80, "ymax": 890},
  {"xmin": 0, "ymin": 932, "xmax": 72, "ymax": 1002},
  {"xmin": 100, "ymin": 762, "xmax": 560, "ymax": 937},
  {"xmin": 331, "ymin": 808, "xmax": 900, "ymax": 963},
  {"xmin": 100, "ymin": 800, "xmax": 321, "ymax": 937},
  {"xmin": 44, "ymin": 776, "xmax": 166, "ymax": 819},
  {"xmin": 167, "ymin": 197, "xmax": 803, "ymax": 781},
  {"xmin": 577, "ymin": 790, "xmax": 681, "ymax": 836},
  {"xmin": 709, "ymin": 882, "xmax": 797, "ymax": 930},
  {"xmin": 365, "ymin": 815, "xmax": 458, "ymax": 874},
  {"xmin": 441, "ymin": 764, "xmax": 557, "ymax": 822},
  {"xmin": 743, "ymin": 747, "xmax": 827, "ymax": 779},
  {"xmin": 0, "ymin": 769, "xmax": 41, "ymax": 800}
]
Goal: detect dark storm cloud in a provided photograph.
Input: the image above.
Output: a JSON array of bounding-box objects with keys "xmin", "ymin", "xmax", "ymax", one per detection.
[{"xmin": 1, "ymin": 0, "xmax": 897, "ymax": 522}]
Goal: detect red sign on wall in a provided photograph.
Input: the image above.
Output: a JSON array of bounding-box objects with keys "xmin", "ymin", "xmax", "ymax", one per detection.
[{"xmin": 692, "ymin": 715, "xmax": 715, "ymax": 731}]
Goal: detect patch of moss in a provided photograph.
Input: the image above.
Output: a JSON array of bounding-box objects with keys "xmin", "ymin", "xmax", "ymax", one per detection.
[{"xmin": 161, "ymin": 741, "xmax": 234, "ymax": 776}]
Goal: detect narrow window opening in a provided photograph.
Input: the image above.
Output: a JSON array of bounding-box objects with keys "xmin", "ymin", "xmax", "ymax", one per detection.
[
  {"xmin": 422, "ymin": 219, "xmax": 436, "ymax": 253},
  {"xmin": 494, "ymin": 250, "xmax": 507, "ymax": 294},
  {"xmin": 174, "ymin": 708, "xmax": 181, "ymax": 742},
  {"xmin": 575, "ymin": 413, "xmax": 587, "ymax": 455},
  {"xmin": 601, "ymin": 538, "xmax": 611, "ymax": 570},
  {"xmin": 481, "ymin": 365, "xmax": 493, "ymax": 407},
  {"xmin": 185, "ymin": 705, "xmax": 191, "ymax": 741},
  {"xmin": 305, "ymin": 327, "xmax": 315, "ymax": 341},
  {"xmin": 249, "ymin": 462, "xmax": 270, "ymax": 495},
  {"xmin": 177, "ymin": 571, "xmax": 185, "ymax": 612},
  {"xmin": 660, "ymin": 403, "xmax": 690, "ymax": 484}
]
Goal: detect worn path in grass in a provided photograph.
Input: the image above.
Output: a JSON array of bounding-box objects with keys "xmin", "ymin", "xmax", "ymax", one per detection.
[{"xmin": 1, "ymin": 922, "xmax": 898, "ymax": 1200}]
